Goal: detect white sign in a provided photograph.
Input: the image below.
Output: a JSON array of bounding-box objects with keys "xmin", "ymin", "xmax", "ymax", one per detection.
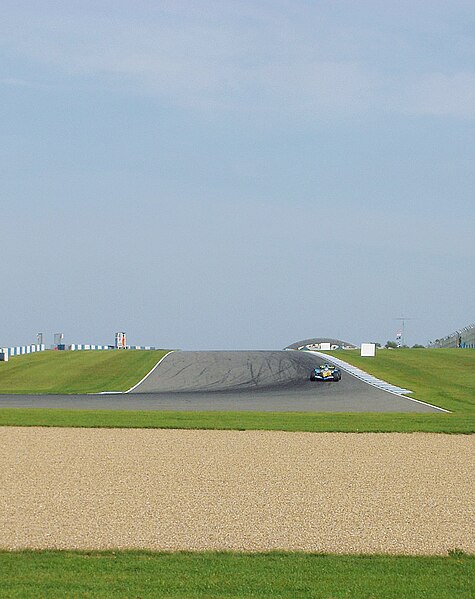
[{"xmin": 360, "ymin": 343, "xmax": 376, "ymax": 357}]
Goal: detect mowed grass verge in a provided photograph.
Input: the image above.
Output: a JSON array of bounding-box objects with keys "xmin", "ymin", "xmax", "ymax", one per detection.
[
  {"xmin": 1, "ymin": 551, "xmax": 473, "ymax": 599},
  {"xmin": 0, "ymin": 350, "xmax": 170, "ymax": 394},
  {"xmin": 0, "ymin": 408, "xmax": 473, "ymax": 433}
]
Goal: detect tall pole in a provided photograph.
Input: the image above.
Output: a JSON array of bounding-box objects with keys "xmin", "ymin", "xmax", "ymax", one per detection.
[{"xmin": 395, "ymin": 317, "xmax": 414, "ymax": 347}]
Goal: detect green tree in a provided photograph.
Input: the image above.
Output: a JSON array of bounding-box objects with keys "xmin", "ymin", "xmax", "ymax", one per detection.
[{"xmin": 385, "ymin": 341, "xmax": 398, "ymax": 349}]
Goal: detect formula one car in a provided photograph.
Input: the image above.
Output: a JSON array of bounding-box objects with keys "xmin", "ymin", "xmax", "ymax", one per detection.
[{"xmin": 310, "ymin": 363, "xmax": 342, "ymax": 382}]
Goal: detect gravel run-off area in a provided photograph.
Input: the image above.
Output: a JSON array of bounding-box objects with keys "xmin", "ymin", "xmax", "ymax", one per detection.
[{"xmin": 0, "ymin": 427, "xmax": 474, "ymax": 555}]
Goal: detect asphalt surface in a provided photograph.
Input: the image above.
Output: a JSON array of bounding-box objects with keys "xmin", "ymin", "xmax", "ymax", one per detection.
[{"xmin": 0, "ymin": 351, "xmax": 443, "ymax": 412}]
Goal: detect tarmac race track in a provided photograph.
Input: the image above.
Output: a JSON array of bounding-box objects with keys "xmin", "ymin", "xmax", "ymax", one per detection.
[{"xmin": 0, "ymin": 351, "xmax": 444, "ymax": 413}]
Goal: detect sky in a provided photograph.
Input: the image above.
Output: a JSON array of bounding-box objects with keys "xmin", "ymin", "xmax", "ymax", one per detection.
[{"xmin": 1, "ymin": 0, "xmax": 474, "ymax": 350}]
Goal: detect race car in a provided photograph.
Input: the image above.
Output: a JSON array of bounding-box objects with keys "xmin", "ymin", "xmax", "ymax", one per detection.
[{"xmin": 310, "ymin": 363, "xmax": 342, "ymax": 382}]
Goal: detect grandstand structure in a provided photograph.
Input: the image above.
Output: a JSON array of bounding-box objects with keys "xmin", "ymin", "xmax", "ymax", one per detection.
[{"xmin": 429, "ymin": 323, "xmax": 475, "ymax": 348}]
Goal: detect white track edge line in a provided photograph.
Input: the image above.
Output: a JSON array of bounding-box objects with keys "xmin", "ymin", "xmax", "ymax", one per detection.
[
  {"xmin": 307, "ymin": 351, "xmax": 451, "ymax": 413},
  {"xmin": 125, "ymin": 350, "xmax": 175, "ymax": 393}
]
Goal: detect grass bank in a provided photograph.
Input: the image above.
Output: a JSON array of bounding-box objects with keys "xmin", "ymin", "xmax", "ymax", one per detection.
[
  {"xmin": 0, "ymin": 551, "xmax": 473, "ymax": 599},
  {"xmin": 0, "ymin": 350, "xmax": 169, "ymax": 394},
  {"xmin": 323, "ymin": 348, "xmax": 475, "ymax": 414}
]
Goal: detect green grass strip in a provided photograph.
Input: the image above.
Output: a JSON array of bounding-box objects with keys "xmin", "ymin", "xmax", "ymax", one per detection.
[
  {"xmin": 0, "ymin": 350, "xmax": 169, "ymax": 394},
  {"xmin": 0, "ymin": 551, "xmax": 473, "ymax": 598},
  {"xmin": 0, "ymin": 408, "xmax": 473, "ymax": 433}
]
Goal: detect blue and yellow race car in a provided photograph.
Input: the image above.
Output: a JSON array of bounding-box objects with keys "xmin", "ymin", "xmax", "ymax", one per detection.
[{"xmin": 310, "ymin": 363, "xmax": 342, "ymax": 382}]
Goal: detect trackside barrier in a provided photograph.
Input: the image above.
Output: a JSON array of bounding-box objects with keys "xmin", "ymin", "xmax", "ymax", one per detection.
[
  {"xmin": 1, "ymin": 345, "xmax": 46, "ymax": 360},
  {"xmin": 130, "ymin": 346, "xmax": 156, "ymax": 350},
  {"xmin": 70, "ymin": 344, "xmax": 112, "ymax": 351},
  {"xmin": 69, "ymin": 345, "xmax": 158, "ymax": 351},
  {"xmin": 1, "ymin": 344, "xmax": 162, "ymax": 361}
]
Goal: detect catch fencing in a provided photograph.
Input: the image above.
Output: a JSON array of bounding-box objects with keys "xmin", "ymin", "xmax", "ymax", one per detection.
[{"xmin": 429, "ymin": 323, "xmax": 475, "ymax": 348}]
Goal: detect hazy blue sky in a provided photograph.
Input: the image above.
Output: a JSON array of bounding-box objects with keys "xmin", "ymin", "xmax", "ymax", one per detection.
[{"xmin": 2, "ymin": 1, "xmax": 474, "ymax": 349}]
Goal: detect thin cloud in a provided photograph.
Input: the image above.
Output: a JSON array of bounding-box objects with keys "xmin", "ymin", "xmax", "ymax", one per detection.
[
  {"xmin": 0, "ymin": 77, "xmax": 33, "ymax": 87},
  {"xmin": 0, "ymin": 8, "xmax": 380, "ymax": 115},
  {"xmin": 1, "ymin": 2, "xmax": 474, "ymax": 119},
  {"xmin": 401, "ymin": 72, "xmax": 475, "ymax": 118}
]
